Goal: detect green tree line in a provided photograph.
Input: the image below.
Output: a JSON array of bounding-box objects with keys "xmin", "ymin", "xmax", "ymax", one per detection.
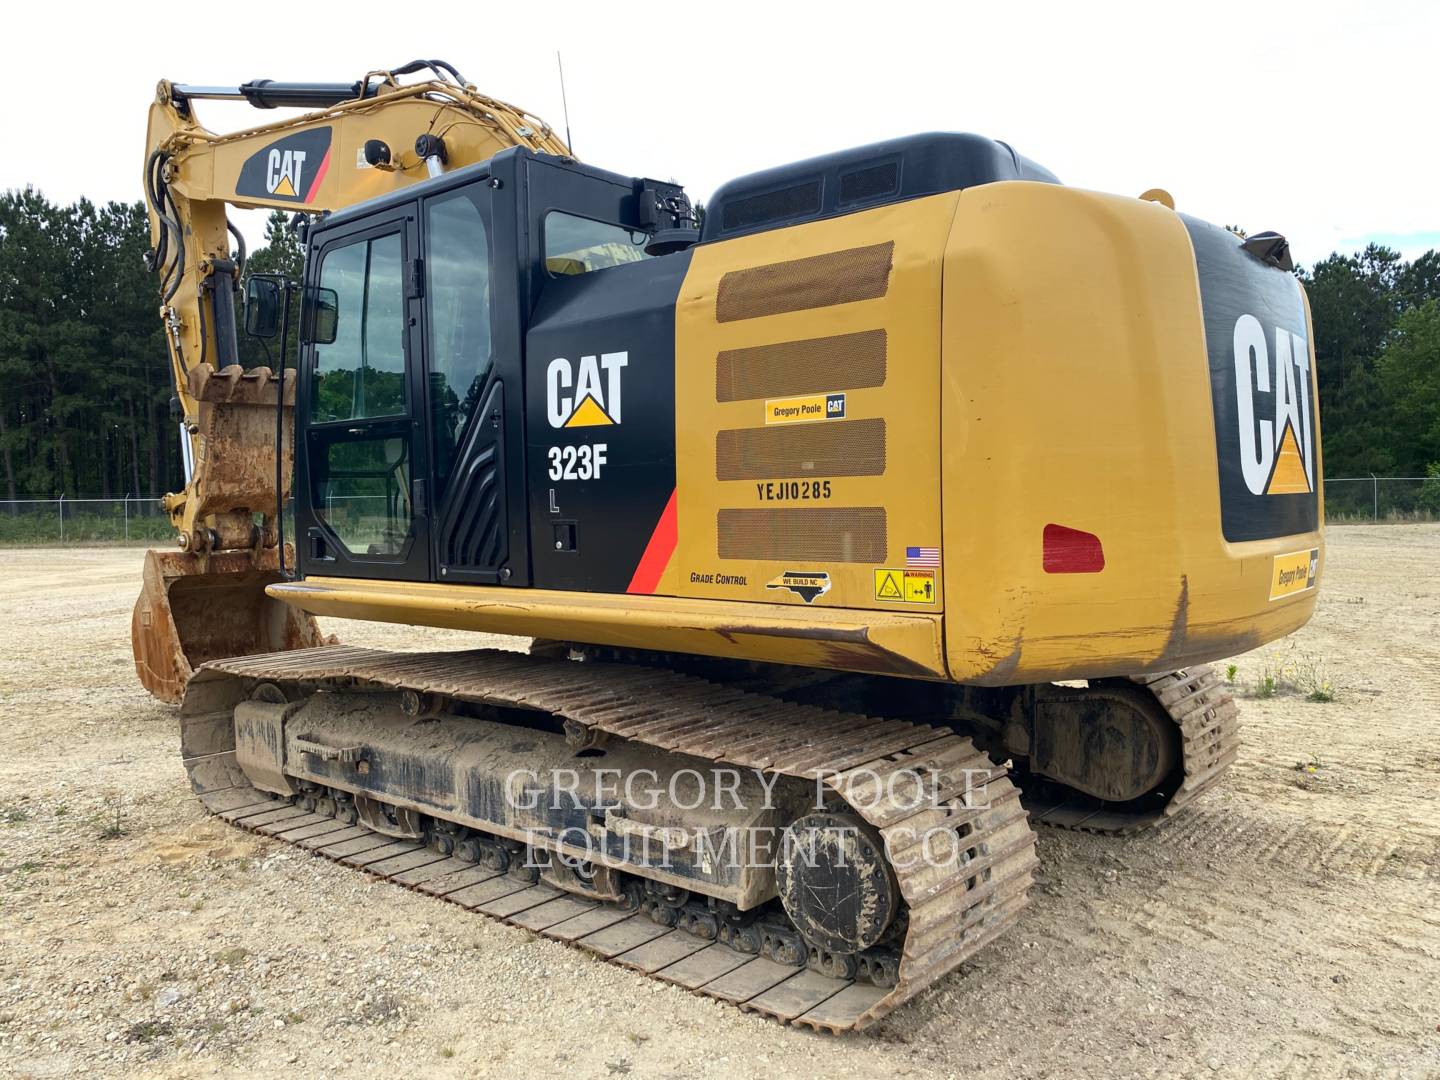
[
  {"xmin": 1300, "ymin": 246, "xmax": 1440, "ymax": 476},
  {"xmin": 0, "ymin": 193, "xmax": 299, "ymax": 499},
  {"xmin": 1, "ymin": 189, "xmax": 1437, "ymax": 497}
]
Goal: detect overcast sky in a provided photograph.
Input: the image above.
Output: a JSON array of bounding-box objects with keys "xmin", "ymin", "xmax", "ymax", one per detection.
[{"xmin": 4, "ymin": 0, "xmax": 1436, "ymax": 266}]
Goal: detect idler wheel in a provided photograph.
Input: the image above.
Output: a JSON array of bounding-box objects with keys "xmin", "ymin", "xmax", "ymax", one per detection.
[{"xmin": 776, "ymin": 811, "xmax": 898, "ymax": 955}]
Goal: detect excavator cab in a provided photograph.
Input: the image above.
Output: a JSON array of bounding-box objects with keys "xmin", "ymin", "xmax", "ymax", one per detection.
[{"xmin": 289, "ymin": 149, "xmax": 685, "ymax": 591}]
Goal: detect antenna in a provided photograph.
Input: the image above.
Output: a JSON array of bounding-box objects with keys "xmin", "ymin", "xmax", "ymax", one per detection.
[{"xmin": 556, "ymin": 51, "xmax": 573, "ymax": 154}]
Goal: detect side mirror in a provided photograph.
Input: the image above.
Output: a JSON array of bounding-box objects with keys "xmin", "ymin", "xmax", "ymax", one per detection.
[
  {"xmin": 302, "ymin": 286, "xmax": 339, "ymax": 345},
  {"xmin": 244, "ymin": 275, "xmax": 283, "ymax": 339}
]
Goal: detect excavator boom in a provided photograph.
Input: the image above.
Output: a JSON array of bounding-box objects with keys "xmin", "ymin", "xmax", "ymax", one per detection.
[{"xmin": 135, "ymin": 61, "xmax": 568, "ymax": 700}]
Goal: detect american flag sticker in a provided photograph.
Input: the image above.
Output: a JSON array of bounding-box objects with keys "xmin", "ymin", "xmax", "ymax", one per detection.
[{"xmin": 906, "ymin": 546, "xmax": 940, "ymax": 568}]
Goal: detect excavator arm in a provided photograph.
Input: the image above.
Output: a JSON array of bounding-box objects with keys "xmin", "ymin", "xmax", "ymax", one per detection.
[{"xmin": 133, "ymin": 60, "xmax": 568, "ymax": 701}]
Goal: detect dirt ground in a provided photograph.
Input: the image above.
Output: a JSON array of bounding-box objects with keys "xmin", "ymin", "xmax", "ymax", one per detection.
[{"xmin": 0, "ymin": 526, "xmax": 1436, "ymax": 1079}]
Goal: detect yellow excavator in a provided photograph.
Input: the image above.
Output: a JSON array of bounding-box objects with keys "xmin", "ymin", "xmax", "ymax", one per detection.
[{"xmin": 137, "ymin": 59, "xmax": 1323, "ymax": 1032}]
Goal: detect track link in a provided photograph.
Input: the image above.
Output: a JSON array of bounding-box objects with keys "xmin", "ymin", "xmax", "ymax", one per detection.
[
  {"xmin": 181, "ymin": 646, "xmax": 1038, "ymax": 1032},
  {"xmin": 1022, "ymin": 664, "xmax": 1242, "ymax": 834}
]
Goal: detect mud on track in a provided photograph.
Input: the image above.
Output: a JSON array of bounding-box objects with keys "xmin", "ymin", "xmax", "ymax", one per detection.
[{"xmin": 0, "ymin": 527, "xmax": 1437, "ymax": 1078}]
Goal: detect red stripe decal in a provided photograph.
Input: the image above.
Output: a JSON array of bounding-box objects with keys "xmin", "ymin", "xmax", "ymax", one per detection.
[
  {"xmin": 626, "ymin": 489, "xmax": 678, "ymax": 594},
  {"xmin": 303, "ymin": 148, "xmax": 331, "ymax": 204}
]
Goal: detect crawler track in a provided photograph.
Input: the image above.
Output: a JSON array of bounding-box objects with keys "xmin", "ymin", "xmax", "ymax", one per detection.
[
  {"xmin": 181, "ymin": 647, "xmax": 1038, "ymax": 1032},
  {"xmin": 1022, "ymin": 665, "xmax": 1242, "ymax": 834}
]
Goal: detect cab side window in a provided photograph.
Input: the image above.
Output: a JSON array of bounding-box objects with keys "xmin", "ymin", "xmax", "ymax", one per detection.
[
  {"xmin": 312, "ymin": 234, "xmax": 407, "ymax": 421},
  {"xmin": 425, "ymin": 191, "xmax": 494, "ymax": 493},
  {"xmin": 544, "ymin": 212, "xmax": 651, "ymax": 276}
]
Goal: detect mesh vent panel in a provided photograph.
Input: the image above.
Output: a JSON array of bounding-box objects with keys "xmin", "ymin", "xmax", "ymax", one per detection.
[
  {"xmin": 839, "ymin": 162, "xmax": 899, "ymax": 205},
  {"xmin": 716, "ymin": 419, "xmax": 885, "ymax": 480},
  {"xmin": 721, "ymin": 182, "xmax": 822, "ymax": 232},
  {"xmin": 715, "ymin": 329, "xmax": 887, "ymax": 402},
  {"xmin": 715, "ymin": 242, "xmax": 894, "ymax": 323},
  {"xmin": 717, "ymin": 507, "xmax": 887, "ymax": 563}
]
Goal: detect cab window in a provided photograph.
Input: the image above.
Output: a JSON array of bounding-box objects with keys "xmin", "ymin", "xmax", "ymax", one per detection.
[
  {"xmin": 311, "ymin": 233, "xmax": 407, "ymax": 421},
  {"xmin": 425, "ymin": 190, "xmax": 493, "ymax": 492},
  {"xmin": 544, "ymin": 212, "xmax": 651, "ymax": 276}
]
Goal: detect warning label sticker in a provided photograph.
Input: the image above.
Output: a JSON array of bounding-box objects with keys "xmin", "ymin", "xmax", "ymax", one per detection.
[
  {"xmin": 875, "ymin": 570, "xmax": 903, "ymax": 600},
  {"xmin": 874, "ymin": 568, "xmax": 936, "ymax": 604}
]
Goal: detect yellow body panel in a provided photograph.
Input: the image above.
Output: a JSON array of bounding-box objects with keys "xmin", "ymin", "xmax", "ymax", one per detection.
[
  {"xmin": 670, "ymin": 194, "xmax": 958, "ymax": 611},
  {"xmin": 940, "ymin": 183, "xmax": 1322, "ymax": 683},
  {"xmin": 272, "ymin": 577, "xmax": 946, "ymax": 678}
]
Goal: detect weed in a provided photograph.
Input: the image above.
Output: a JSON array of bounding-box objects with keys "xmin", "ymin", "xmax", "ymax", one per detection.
[
  {"xmin": 213, "ymin": 946, "xmax": 249, "ymax": 966},
  {"xmin": 53, "ymin": 804, "xmax": 67, "ymax": 817},
  {"xmin": 94, "ymin": 793, "xmax": 126, "ymax": 840},
  {"xmin": 282, "ymin": 1011, "xmax": 304, "ymax": 1026},
  {"xmin": 125, "ymin": 1019, "xmax": 173, "ymax": 1044},
  {"xmin": 1225, "ymin": 663, "xmax": 1238, "ymax": 684},
  {"xmin": 1, "ymin": 806, "xmax": 30, "ymax": 826},
  {"xmin": 1293, "ymin": 755, "xmax": 1323, "ymax": 774},
  {"xmin": 1246, "ymin": 644, "xmax": 1335, "ymax": 703},
  {"xmin": 440, "ymin": 1047, "xmax": 456, "ymax": 1059}
]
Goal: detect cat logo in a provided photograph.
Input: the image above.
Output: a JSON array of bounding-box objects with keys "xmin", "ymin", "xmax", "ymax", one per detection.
[
  {"xmin": 546, "ymin": 352, "xmax": 628, "ymax": 428},
  {"xmin": 1232, "ymin": 313, "xmax": 1314, "ymax": 496},
  {"xmin": 235, "ymin": 128, "xmax": 333, "ymax": 205},
  {"xmin": 266, "ymin": 149, "xmax": 308, "ymax": 197}
]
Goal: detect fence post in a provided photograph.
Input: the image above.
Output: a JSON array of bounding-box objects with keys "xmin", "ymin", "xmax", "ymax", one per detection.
[
  {"xmin": 124, "ymin": 494, "xmax": 130, "ymax": 541},
  {"xmin": 1370, "ymin": 473, "xmax": 1378, "ymax": 521},
  {"xmin": 58, "ymin": 494, "xmax": 64, "ymax": 542}
]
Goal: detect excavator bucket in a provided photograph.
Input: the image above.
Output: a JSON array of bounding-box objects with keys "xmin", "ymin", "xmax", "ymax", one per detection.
[
  {"xmin": 132, "ymin": 547, "xmax": 331, "ymax": 704},
  {"xmin": 130, "ymin": 363, "xmax": 331, "ymax": 703}
]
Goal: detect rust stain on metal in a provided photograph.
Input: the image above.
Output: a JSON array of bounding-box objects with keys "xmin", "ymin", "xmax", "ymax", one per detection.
[{"xmin": 132, "ymin": 547, "xmax": 332, "ymax": 703}]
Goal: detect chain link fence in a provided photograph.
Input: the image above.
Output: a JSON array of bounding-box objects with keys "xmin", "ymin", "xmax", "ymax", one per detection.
[
  {"xmin": 0, "ymin": 497, "xmax": 173, "ymax": 545},
  {"xmin": 2, "ymin": 479, "xmax": 1435, "ymax": 544},
  {"xmin": 1324, "ymin": 477, "xmax": 1440, "ymax": 523}
]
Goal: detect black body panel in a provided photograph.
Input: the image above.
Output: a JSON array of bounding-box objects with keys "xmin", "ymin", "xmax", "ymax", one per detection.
[
  {"xmin": 1184, "ymin": 216, "xmax": 1319, "ymax": 542},
  {"xmin": 525, "ymin": 251, "xmax": 690, "ymax": 592},
  {"xmin": 701, "ymin": 132, "xmax": 1058, "ymax": 243}
]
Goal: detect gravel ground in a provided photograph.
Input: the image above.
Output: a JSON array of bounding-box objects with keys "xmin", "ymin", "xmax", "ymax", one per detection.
[{"xmin": 0, "ymin": 527, "xmax": 1437, "ymax": 1079}]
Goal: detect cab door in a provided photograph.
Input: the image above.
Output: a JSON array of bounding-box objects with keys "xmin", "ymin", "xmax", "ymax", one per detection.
[
  {"xmin": 297, "ymin": 204, "xmax": 432, "ymax": 581},
  {"xmin": 420, "ymin": 177, "xmax": 529, "ymax": 585}
]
